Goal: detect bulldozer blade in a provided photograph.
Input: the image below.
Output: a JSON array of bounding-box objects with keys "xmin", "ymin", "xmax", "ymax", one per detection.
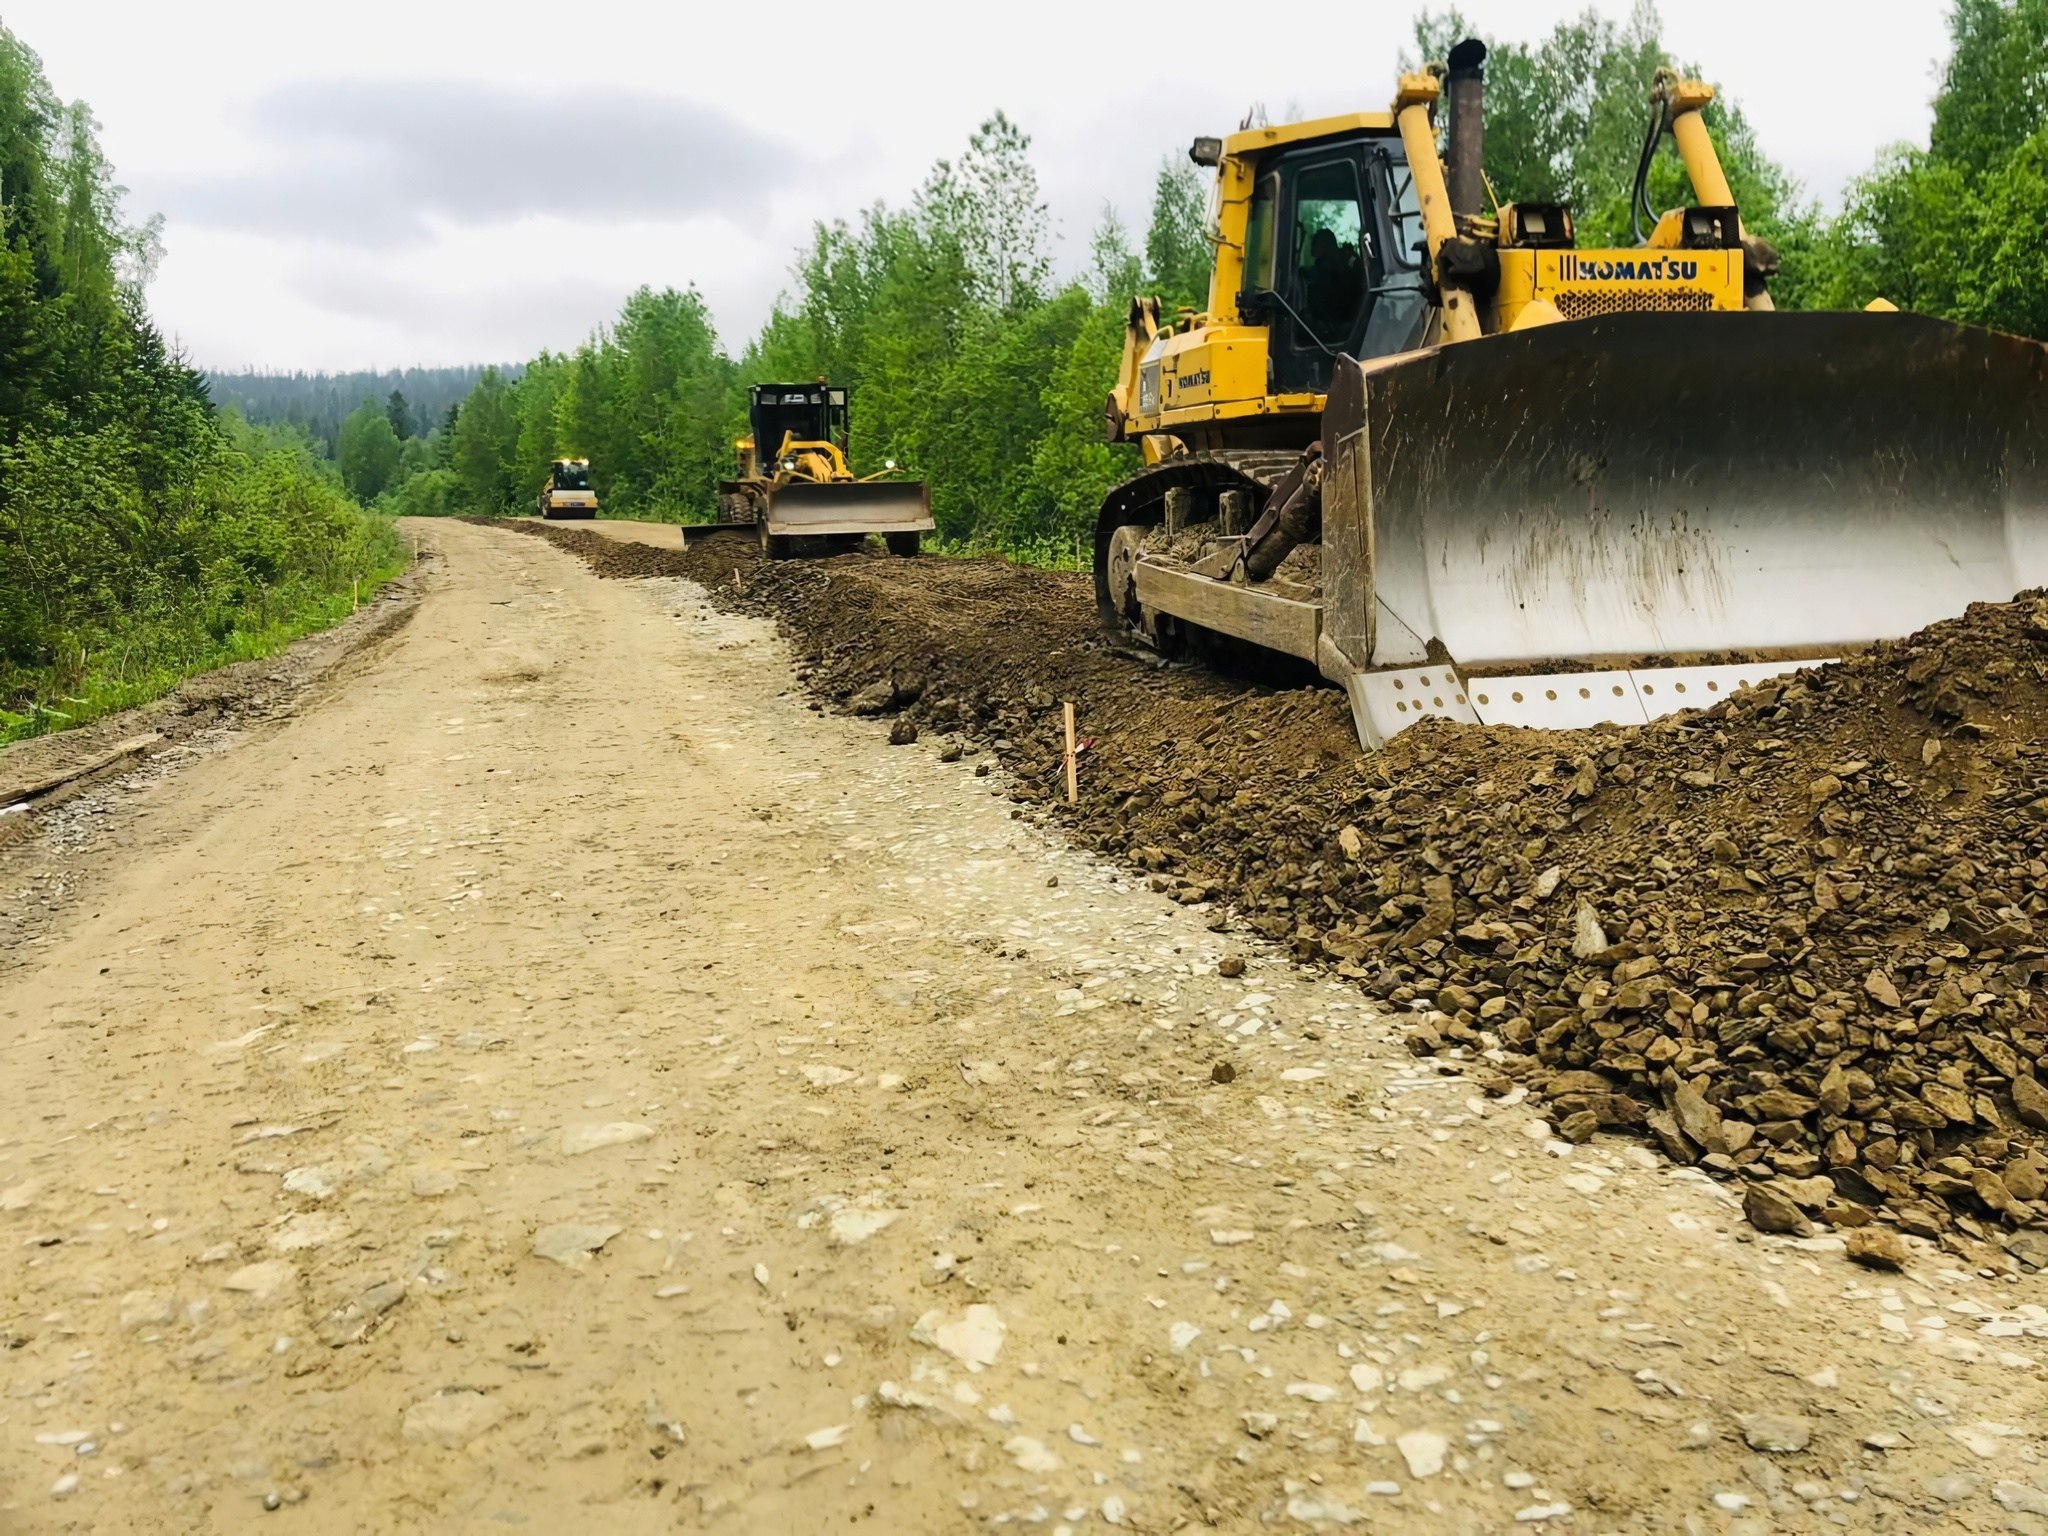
[
  {"xmin": 762, "ymin": 481, "xmax": 934, "ymax": 538},
  {"xmin": 1321, "ymin": 310, "xmax": 2048, "ymax": 691}
]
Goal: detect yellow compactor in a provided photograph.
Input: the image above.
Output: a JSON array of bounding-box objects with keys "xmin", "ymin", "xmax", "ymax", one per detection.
[
  {"xmin": 537, "ymin": 458, "xmax": 598, "ymax": 519},
  {"xmin": 1095, "ymin": 40, "xmax": 2048, "ymax": 745},
  {"xmin": 693, "ymin": 382, "xmax": 932, "ymax": 557}
]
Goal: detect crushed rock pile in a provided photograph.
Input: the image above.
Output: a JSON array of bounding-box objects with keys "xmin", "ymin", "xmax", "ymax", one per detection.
[
  {"xmin": 509, "ymin": 521, "xmax": 2048, "ymax": 1266},
  {"xmin": 1241, "ymin": 602, "xmax": 2048, "ymax": 1262}
]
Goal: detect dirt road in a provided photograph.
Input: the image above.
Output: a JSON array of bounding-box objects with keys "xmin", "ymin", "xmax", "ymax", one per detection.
[{"xmin": 2, "ymin": 521, "xmax": 2044, "ymax": 1533}]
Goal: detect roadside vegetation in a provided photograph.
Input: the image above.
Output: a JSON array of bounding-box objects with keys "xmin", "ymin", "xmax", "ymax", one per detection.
[
  {"xmin": 0, "ymin": 27, "xmax": 405, "ymax": 742},
  {"xmin": 207, "ymin": 367, "xmax": 493, "ymax": 464},
  {"xmin": 1791, "ymin": 0, "xmax": 2048, "ymax": 335}
]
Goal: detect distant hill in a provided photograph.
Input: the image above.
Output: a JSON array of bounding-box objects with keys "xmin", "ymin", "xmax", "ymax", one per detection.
[{"xmin": 206, "ymin": 365, "xmax": 522, "ymax": 455}]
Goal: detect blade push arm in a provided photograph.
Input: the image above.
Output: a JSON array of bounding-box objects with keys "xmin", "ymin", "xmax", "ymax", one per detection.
[
  {"xmin": 1657, "ymin": 73, "xmax": 1778, "ymax": 310},
  {"xmin": 1392, "ymin": 71, "xmax": 1483, "ymax": 344}
]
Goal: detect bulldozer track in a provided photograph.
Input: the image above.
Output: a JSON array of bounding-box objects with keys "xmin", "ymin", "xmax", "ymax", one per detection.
[
  {"xmin": 1098, "ymin": 449, "xmax": 1303, "ymax": 525},
  {"xmin": 1094, "ymin": 450, "xmax": 1311, "ymax": 630}
]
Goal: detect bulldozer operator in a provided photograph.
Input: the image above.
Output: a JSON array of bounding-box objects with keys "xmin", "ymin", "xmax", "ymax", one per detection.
[{"xmin": 1302, "ymin": 225, "xmax": 1366, "ymax": 341}]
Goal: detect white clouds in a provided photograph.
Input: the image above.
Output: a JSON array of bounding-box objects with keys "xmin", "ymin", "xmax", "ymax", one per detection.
[
  {"xmin": 7, "ymin": 0, "xmax": 1952, "ymax": 370},
  {"xmin": 149, "ymin": 215, "xmax": 790, "ymax": 370},
  {"xmin": 147, "ymin": 81, "xmax": 800, "ymax": 247}
]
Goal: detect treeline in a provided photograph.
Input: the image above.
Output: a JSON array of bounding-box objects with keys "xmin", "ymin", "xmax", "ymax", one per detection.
[
  {"xmin": 1796, "ymin": 0, "xmax": 2047, "ymax": 334},
  {"xmin": 0, "ymin": 26, "xmax": 402, "ymax": 739},
  {"xmin": 396, "ymin": 114, "xmax": 1203, "ymax": 560},
  {"xmin": 207, "ymin": 365, "xmax": 502, "ymax": 460},
  {"xmin": 397, "ymin": 2, "xmax": 2044, "ymax": 558},
  {"xmin": 391, "ymin": 285, "xmax": 741, "ymax": 524}
]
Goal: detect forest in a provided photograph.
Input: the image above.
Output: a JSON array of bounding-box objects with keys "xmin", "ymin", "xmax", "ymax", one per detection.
[
  {"xmin": 207, "ymin": 366, "xmax": 504, "ymax": 462},
  {"xmin": 0, "ymin": 27, "xmax": 403, "ymax": 739},
  {"xmin": 388, "ymin": 0, "xmax": 2046, "ymax": 556}
]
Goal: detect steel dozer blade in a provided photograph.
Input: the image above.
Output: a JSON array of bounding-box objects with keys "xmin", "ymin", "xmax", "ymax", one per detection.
[
  {"xmin": 1317, "ymin": 310, "xmax": 2048, "ymax": 745},
  {"xmin": 762, "ymin": 480, "xmax": 934, "ymax": 539}
]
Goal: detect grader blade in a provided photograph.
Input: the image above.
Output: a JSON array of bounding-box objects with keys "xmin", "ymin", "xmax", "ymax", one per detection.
[
  {"xmin": 762, "ymin": 480, "xmax": 934, "ymax": 539},
  {"xmin": 682, "ymin": 480, "xmax": 763, "ymax": 545}
]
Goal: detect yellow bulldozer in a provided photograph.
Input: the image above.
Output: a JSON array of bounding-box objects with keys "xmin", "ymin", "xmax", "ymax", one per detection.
[
  {"xmin": 1096, "ymin": 40, "xmax": 2048, "ymax": 746},
  {"xmin": 691, "ymin": 381, "xmax": 933, "ymax": 557}
]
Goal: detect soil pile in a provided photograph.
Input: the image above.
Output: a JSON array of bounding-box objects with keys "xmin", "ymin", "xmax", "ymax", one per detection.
[{"xmin": 511, "ymin": 520, "xmax": 2048, "ymax": 1264}]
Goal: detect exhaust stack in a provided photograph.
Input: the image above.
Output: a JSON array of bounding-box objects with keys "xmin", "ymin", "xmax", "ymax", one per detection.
[{"xmin": 1445, "ymin": 38, "xmax": 1487, "ymax": 223}]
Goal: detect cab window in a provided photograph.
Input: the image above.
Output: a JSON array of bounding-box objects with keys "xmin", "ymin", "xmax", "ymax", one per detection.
[
  {"xmin": 1243, "ymin": 175, "xmax": 1278, "ymax": 292},
  {"xmin": 1290, "ymin": 159, "xmax": 1367, "ymax": 342},
  {"xmin": 1380, "ymin": 153, "xmax": 1425, "ymax": 269}
]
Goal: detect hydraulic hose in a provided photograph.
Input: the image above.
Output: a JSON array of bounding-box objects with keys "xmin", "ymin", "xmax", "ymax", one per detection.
[{"xmin": 1629, "ymin": 97, "xmax": 1668, "ymax": 245}]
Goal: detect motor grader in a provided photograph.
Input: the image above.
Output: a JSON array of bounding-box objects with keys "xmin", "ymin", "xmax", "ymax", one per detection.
[
  {"xmin": 691, "ymin": 382, "xmax": 932, "ymax": 558},
  {"xmin": 1096, "ymin": 40, "xmax": 2048, "ymax": 746}
]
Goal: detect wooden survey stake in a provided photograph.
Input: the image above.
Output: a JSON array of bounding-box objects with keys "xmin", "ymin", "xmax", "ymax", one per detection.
[{"xmin": 1063, "ymin": 702, "xmax": 1077, "ymax": 804}]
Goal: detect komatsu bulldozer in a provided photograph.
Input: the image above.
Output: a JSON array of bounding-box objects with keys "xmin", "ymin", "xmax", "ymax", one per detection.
[
  {"xmin": 691, "ymin": 381, "xmax": 933, "ymax": 557},
  {"xmin": 1096, "ymin": 40, "xmax": 2048, "ymax": 746}
]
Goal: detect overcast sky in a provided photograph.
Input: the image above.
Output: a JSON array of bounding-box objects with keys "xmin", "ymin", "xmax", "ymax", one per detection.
[{"xmin": 6, "ymin": 0, "xmax": 1954, "ymax": 373}]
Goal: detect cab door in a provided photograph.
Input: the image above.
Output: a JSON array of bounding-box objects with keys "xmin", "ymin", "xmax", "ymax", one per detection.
[{"xmin": 1270, "ymin": 151, "xmax": 1373, "ymax": 393}]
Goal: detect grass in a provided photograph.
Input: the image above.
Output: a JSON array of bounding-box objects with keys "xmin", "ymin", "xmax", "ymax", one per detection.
[
  {"xmin": 1, "ymin": 521, "xmax": 410, "ymax": 745},
  {"xmin": 925, "ymin": 531, "xmax": 1090, "ymax": 573}
]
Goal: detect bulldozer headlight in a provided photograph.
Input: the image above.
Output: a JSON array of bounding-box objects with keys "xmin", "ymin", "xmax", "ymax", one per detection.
[
  {"xmin": 884, "ymin": 459, "xmax": 897, "ymax": 471},
  {"xmin": 1189, "ymin": 136, "xmax": 1223, "ymax": 167}
]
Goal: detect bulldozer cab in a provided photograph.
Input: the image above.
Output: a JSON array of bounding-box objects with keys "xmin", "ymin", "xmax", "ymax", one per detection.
[
  {"xmin": 1240, "ymin": 136, "xmax": 1432, "ymax": 391},
  {"xmin": 749, "ymin": 383, "xmax": 848, "ymax": 466}
]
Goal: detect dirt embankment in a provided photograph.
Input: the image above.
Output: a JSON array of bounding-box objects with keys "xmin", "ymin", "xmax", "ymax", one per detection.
[{"xmin": 508, "ymin": 520, "xmax": 2048, "ymax": 1268}]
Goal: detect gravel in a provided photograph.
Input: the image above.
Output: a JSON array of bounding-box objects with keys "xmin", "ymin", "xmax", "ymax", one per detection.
[{"xmin": 517, "ymin": 523, "xmax": 2048, "ymax": 1262}]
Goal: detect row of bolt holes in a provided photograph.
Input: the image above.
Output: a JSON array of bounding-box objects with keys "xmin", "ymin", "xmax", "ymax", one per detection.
[
  {"xmin": 1388, "ymin": 673, "xmax": 1755, "ymax": 715},
  {"xmin": 1388, "ymin": 673, "xmax": 1460, "ymax": 714}
]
